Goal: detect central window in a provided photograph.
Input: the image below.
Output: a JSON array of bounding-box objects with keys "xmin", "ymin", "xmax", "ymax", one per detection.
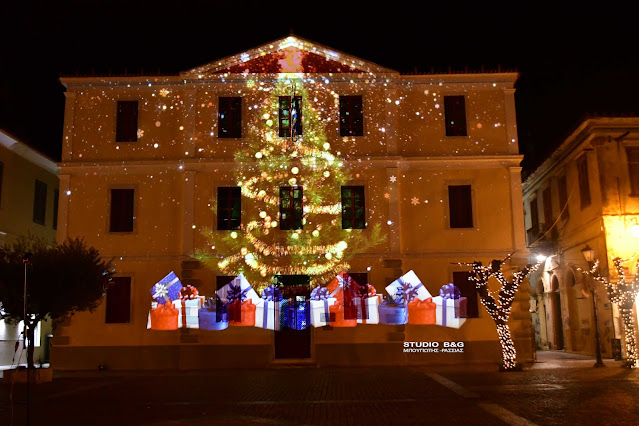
[
  {"xmin": 279, "ymin": 96, "xmax": 302, "ymax": 137},
  {"xmin": 279, "ymin": 186, "xmax": 303, "ymax": 230},
  {"xmin": 341, "ymin": 186, "xmax": 365, "ymax": 229}
]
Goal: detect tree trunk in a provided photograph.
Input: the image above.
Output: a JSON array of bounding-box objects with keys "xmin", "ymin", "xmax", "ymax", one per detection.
[
  {"xmin": 621, "ymin": 307, "xmax": 638, "ymax": 368},
  {"xmin": 496, "ymin": 322, "xmax": 518, "ymax": 370},
  {"xmin": 26, "ymin": 322, "xmax": 36, "ymax": 369}
]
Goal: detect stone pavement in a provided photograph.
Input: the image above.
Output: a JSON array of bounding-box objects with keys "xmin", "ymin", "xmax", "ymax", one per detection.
[{"xmin": 0, "ymin": 351, "xmax": 637, "ymax": 426}]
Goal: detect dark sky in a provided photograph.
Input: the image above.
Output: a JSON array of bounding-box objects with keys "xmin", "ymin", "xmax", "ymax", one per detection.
[{"xmin": 1, "ymin": 2, "xmax": 637, "ymax": 174}]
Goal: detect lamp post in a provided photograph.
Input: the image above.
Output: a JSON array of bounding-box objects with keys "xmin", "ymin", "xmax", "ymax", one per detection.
[{"xmin": 581, "ymin": 245, "xmax": 605, "ymax": 368}]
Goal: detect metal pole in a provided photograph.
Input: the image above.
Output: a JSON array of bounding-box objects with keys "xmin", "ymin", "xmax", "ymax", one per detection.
[
  {"xmin": 591, "ymin": 285, "xmax": 605, "ymax": 368},
  {"xmin": 23, "ymin": 254, "xmax": 30, "ymax": 425}
]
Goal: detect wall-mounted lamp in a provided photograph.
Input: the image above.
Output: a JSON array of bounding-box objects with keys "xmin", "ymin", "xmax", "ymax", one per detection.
[{"xmin": 581, "ymin": 245, "xmax": 595, "ymax": 266}]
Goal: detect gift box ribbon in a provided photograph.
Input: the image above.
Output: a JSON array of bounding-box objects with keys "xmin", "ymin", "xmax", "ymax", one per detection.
[
  {"xmin": 227, "ymin": 283, "xmax": 251, "ymax": 303},
  {"xmin": 311, "ymin": 286, "xmax": 330, "ymax": 324},
  {"xmin": 261, "ymin": 285, "xmax": 283, "ymax": 329},
  {"xmin": 409, "ymin": 297, "xmax": 436, "ymax": 309},
  {"xmin": 397, "ymin": 276, "xmax": 423, "ymax": 303},
  {"xmin": 354, "ymin": 285, "xmax": 377, "ymax": 322}
]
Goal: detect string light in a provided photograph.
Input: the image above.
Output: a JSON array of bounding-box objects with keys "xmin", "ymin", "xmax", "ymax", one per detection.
[
  {"xmin": 577, "ymin": 257, "xmax": 639, "ymax": 368},
  {"xmin": 457, "ymin": 253, "xmax": 541, "ymax": 371}
]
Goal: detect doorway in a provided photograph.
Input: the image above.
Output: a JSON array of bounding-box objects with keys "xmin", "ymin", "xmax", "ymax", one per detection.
[
  {"xmin": 551, "ymin": 289, "xmax": 564, "ymax": 350},
  {"xmin": 273, "ymin": 275, "xmax": 311, "ymax": 359}
]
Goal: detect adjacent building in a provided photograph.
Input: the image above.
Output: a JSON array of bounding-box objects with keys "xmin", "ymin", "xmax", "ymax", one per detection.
[
  {"xmin": 53, "ymin": 36, "xmax": 530, "ymax": 369},
  {"xmin": 0, "ymin": 128, "xmax": 59, "ymax": 366},
  {"xmin": 523, "ymin": 117, "xmax": 639, "ymax": 360}
]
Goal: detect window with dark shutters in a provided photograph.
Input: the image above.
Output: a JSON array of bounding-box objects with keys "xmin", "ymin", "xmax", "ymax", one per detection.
[
  {"xmin": 444, "ymin": 96, "xmax": 467, "ymax": 137},
  {"xmin": 448, "ymin": 185, "xmax": 473, "ymax": 228},
  {"xmin": 217, "ymin": 187, "xmax": 241, "ymax": 230},
  {"xmin": 341, "ymin": 186, "xmax": 365, "ymax": 229},
  {"xmin": 279, "ymin": 186, "xmax": 303, "ymax": 230},
  {"xmin": 109, "ymin": 189, "xmax": 134, "ymax": 232},
  {"xmin": 279, "ymin": 96, "xmax": 302, "ymax": 137},
  {"xmin": 542, "ymin": 187, "xmax": 552, "ymax": 226},
  {"xmin": 339, "ymin": 96, "xmax": 364, "ymax": 136},
  {"xmin": 53, "ymin": 188, "xmax": 59, "ymax": 230},
  {"xmin": 577, "ymin": 155, "xmax": 591, "ymax": 208},
  {"xmin": 218, "ymin": 97, "xmax": 242, "ymax": 138},
  {"xmin": 33, "ymin": 180, "xmax": 47, "ymax": 225},
  {"xmin": 453, "ymin": 271, "xmax": 478, "ymax": 318},
  {"xmin": 106, "ymin": 277, "xmax": 131, "ymax": 323},
  {"xmin": 530, "ymin": 198, "xmax": 539, "ymax": 232},
  {"xmin": 558, "ymin": 175, "xmax": 569, "ymax": 219},
  {"xmin": 115, "ymin": 101, "xmax": 138, "ymax": 142},
  {"xmin": 627, "ymin": 147, "xmax": 639, "ymax": 195},
  {"xmin": 0, "ymin": 161, "xmax": 4, "ymax": 207}
]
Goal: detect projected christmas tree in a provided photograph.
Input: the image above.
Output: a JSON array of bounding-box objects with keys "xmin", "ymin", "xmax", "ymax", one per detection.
[{"xmin": 196, "ymin": 79, "xmax": 383, "ymax": 291}]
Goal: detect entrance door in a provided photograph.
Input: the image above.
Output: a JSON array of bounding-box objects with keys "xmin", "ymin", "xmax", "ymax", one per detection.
[
  {"xmin": 552, "ymin": 291, "xmax": 564, "ymax": 350},
  {"xmin": 274, "ymin": 275, "xmax": 311, "ymax": 359}
]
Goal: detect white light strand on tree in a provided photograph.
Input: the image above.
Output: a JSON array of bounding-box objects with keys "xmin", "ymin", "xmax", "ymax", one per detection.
[
  {"xmin": 458, "ymin": 253, "xmax": 541, "ymax": 371},
  {"xmin": 578, "ymin": 257, "xmax": 639, "ymax": 368}
]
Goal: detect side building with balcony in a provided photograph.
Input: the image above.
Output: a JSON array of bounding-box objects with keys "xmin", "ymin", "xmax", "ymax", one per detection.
[
  {"xmin": 53, "ymin": 36, "xmax": 529, "ymax": 370},
  {"xmin": 0, "ymin": 128, "xmax": 59, "ymax": 366},
  {"xmin": 522, "ymin": 117, "xmax": 639, "ymax": 360}
]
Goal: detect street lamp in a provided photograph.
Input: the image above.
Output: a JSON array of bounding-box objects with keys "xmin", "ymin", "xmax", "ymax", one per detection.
[{"xmin": 581, "ymin": 245, "xmax": 605, "ymax": 368}]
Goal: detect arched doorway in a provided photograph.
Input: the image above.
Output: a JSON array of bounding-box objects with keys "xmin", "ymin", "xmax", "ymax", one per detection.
[{"xmin": 551, "ymin": 276, "xmax": 564, "ymax": 350}]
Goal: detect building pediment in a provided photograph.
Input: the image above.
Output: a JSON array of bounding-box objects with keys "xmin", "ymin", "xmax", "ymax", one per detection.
[{"xmin": 181, "ymin": 35, "xmax": 396, "ymax": 77}]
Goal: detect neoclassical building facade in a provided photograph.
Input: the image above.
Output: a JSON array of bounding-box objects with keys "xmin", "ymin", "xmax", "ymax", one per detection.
[
  {"xmin": 523, "ymin": 117, "xmax": 639, "ymax": 359},
  {"xmin": 53, "ymin": 36, "xmax": 530, "ymax": 369}
]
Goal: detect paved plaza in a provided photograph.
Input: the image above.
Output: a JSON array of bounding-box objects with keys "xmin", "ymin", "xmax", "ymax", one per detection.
[{"xmin": 1, "ymin": 352, "xmax": 638, "ymax": 425}]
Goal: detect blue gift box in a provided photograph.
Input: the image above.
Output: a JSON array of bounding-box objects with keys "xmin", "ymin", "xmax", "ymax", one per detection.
[
  {"xmin": 285, "ymin": 299, "xmax": 310, "ymax": 330},
  {"xmin": 379, "ymin": 302, "xmax": 407, "ymax": 325},
  {"xmin": 198, "ymin": 299, "xmax": 229, "ymax": 331}
]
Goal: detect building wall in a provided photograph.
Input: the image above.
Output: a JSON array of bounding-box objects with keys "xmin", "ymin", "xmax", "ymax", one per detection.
[
  {"xmin": 54, "ymin": 52, "xmax": 530, "ymax": 369},
  {"xmin": 523, "ymin": 118, "xmax": 639, "ymax": 359},
  {"xmin": 0, "ymin": 131, "xmax": 58, "ymax": 367}
]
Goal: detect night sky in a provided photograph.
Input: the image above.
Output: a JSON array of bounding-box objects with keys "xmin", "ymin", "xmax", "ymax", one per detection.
[{"xmin": 1, "ymin": 2, "xmax": 637, "ymax": 175}]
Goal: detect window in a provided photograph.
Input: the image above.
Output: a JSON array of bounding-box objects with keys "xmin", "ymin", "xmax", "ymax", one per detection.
[
  {"xmin": 448, "ymin": 185, "xmax": 473, "ymax": 228},
  {"xmin": 453, "ymin": 271, "xmax": 478, "ymax": 318},
  {"xmin": 33, "ymin": 180, "xmax": 47, "ymax": 225},
  {"xmin": 0, "ymin": 161, "xmax": 3, "ymax": 206},
  {"xmin": 218, "ymin": 97, "xmax": 242, "ymax": 138},
  {"xmin": 109, "ymin": 189, "xmax": 134, "ymax": 232},
  {"xmin": 279, "ymin": 186, "xmax": 303, "ymax": 230},
  {"xmin": 577, "ymin": 155, "xmax": 591, "ymax": 208},
  {"xmin": 341, "ymin": 186, "xmax": 365, "ymax": 229},
  {"xmin": 115, "ymin": 101, "xmax": 139, "ymax": 142},
  {"xmin": 542, "ymin": 187, "xmax": 552, "ymax": 226},
  {"xmin": 558, "ymin": 175, "xmax": 569, "ymax": 219},
  {"xmin": 530, "ymin": 198, "xmax": 539, "ymax": 231},
  {"xmin": 279, "ymin": 96, "xmax": 302, "ymax": 137},
  {"xmin": 339, "ymin": 96, "xmax": 364, "ymax": 136},
  {"xmin": 53, "ymin": 188, "xmax": 59, "ymax": 231},
  {"xmin": 627, "ymin": 147, "xmax": 639, "ymax": 195},
  {"xmin": 444, "ymin": 96, "xmax": 467, "ymax": 137},
  {"xmin": 217, "ymin": 187, "xmax": 241, "ymax": 230},
  {"xmin": 216, "ymin": 276, "xmax": 235, "ymax": 290},
  {"xmin": 105, "ymin": 277, "xmax": 131, "ymax": 323}
]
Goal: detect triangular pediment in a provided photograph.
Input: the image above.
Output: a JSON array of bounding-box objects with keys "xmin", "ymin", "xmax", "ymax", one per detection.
[{"xmin": 181, "ymin": 36, "xmax": 396, "ymax": 76}]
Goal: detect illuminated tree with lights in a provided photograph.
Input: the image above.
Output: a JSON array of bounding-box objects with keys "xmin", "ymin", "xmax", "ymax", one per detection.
[
  {"xmin": 196, "ymin": 79, "xmax": 383, "ymax": 291},
  {"xmin": 459, "ymin": 255, "xmax": 539, "ymax": 371},
  {"xmin": 580, "ymin": 257, "xmax": 639, "ymax": 368}
]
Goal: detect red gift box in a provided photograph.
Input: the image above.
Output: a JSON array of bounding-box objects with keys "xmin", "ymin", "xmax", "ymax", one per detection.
[
  {"xmin": 228, "ymin": 300, "xmax": 256, "ymax": 326},
  {"xmin": 150, "ymin": 300, "xmax": 179, "ymax": 330},
  {"xmin": 408, "ymin": 297, "xmax": 436, "ymax": 325}
]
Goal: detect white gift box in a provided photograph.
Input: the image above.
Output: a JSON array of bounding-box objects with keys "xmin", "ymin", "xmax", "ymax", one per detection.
[
  {"xmin": 432, "ymin": 296, "xmax": 466, "ymax": 329},
  {"xmin": 310, "ymin": 297, "xmax": 337, "ymax": 327},
  {"xmin": 385, "ymin": 270, "xmax": 431, "ymax": 302},
  {"xmin": 354, "ymin": 295, "xmax": 381, "ymax": 324},
  {"xmin": 255, "ymin": 299, "xmax": 287, "ymax": 330},
  {"xmin": 215, "ymin": 274, "xmax": 261, "ymax": 305},
  {"xmin": 147, "ymin": 297, "xmax": 204, "ymax": 329}
]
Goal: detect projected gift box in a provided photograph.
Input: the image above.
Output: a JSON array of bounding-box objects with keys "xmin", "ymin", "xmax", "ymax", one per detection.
[
  {"xmin": 216, "ymin": 274, "xmax": 261, "ymax": 327},
  {"xmin": 198, "ymin": 297, "xmax": 229, "ymax": 331},
  {"xmin": 255, "ymin": 285, "xmax": 286, "ymax": 330},
  {"xmin": 353, "ymin": 284, "xmax": 381, "ymax": 324},
  {"xmin": 309, "ymin": 286, "xmax": 336, "ymax": 327},
  {"xmin": 432, "ymin": 284, "xmax": 467, "ymax": 329}
]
